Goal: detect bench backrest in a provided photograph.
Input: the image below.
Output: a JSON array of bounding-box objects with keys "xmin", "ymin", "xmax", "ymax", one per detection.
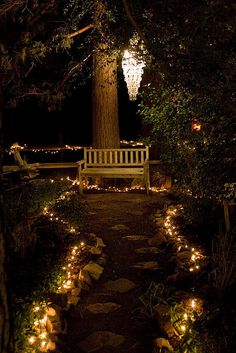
[{"xmin": 84, "ymin": 147, "xmax": 149, "ymax": 167}]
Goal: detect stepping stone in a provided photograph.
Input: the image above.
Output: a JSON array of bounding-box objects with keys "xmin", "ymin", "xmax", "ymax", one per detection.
[
  {"xmin": 148, "ymin": 233, "xmax": 167, "ymax": 246},
  {"xmin": 96, "ymin": 237, "xmax": 106, "ymax": 247},
  {"xmin": 111, "ymin": 224, "xmax": 129, "ymax": 231},
  {"xmin": 135, "ymin": 247, "xmax": 160, "ymax": 254},
  {"xmin": 132, "ymin": 261, "xmax": 159, "ymax": 270},
  {"xmin": 89, "ymin": 247, "xmax": 102, "ymax": 255},
  {"xmin": 86, "ymin": 302, "xmax": 121, "ymax": 314},
  {"xmin": 102, "ymin": 278, "xmax": 136, "ymax": 293},
  {"xmin": 83, "ymin": 262, "xmax": 104, "ymax": 280},
  {"xmin": 122, "ymin": 235, "xmax": 149, "ymax": 241},
  {"xmin": 79, "ymin": 331, "xmax": 125, "ymax": 352}
]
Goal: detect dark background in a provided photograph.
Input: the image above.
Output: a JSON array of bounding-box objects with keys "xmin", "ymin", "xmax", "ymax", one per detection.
[{"xmin": 3, "ymin": 74, "xmax": 142, "ymax": 148}]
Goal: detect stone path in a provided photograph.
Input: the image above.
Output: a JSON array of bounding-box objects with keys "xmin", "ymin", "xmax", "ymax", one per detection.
[{"xmin": 65, "ymin": 192, "xmax": 172, "ymax": 353}]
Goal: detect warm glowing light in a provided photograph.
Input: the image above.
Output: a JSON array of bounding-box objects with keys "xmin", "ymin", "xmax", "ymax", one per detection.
[
  {"xmin": 192, "ymin": 119, "xmax": 202, "ymax": 131},
  {"xmin": 29, "ymin": 336, "xmax": 36, "ymax": 344},
  {"xmin": 122, "ymin": 49, "xmax": 145, "ymax": 100},
  {"xmin": 39, "ymin": 332, "xmax": 47, "ymax": 339}
]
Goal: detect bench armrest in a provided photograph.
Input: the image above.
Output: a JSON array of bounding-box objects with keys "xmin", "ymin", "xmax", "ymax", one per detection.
[{"xmin": 76, "ymin": 159, "xmax": 86, "ymax": 166}]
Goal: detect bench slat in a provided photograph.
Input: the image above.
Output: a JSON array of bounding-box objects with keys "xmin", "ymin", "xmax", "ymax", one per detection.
[
  {"xmin": 120, "ymin": 151, "xmax": 123, "ymax": 163},
  {"xmin": 115, "ymin": 151, "xmax": 118, "ymax": 164}
]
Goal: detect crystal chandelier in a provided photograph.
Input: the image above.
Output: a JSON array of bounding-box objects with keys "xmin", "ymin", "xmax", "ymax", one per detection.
[{"xmin": 122, "ymin": 49, "xmax": 145, "ymax": 101}]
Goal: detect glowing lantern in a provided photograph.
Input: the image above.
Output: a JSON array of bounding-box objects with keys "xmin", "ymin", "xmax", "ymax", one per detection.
[
  {"xmin": 191, "ymin": 119, "xmax": 201, "ymax": 131},
  {"xmin": 122, "ymin": 49, "xmax": 145, "ymax": 101}
]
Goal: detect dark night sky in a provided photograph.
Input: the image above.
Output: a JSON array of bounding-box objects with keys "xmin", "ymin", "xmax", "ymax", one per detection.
[{"xmin": 3, "ymin": 74, "xmax": 142, "ymax": 148}]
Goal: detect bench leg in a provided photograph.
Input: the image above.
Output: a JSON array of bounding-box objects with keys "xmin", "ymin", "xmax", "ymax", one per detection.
[
  {"xmin": 144, "ymin": 166, "xmax": 150, "ymax": 195},
  {"xmin": 78, "ymin": 173, "xmax": 83, "ymax": 195}
]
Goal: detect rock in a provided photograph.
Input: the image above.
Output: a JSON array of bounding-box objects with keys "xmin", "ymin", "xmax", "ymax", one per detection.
[
  {"xmin": 153, "ymin": 303, "xmax": 170, "ymax": 319},
  {"xmin": 46, "ymin": 318, "xmax": 53, "ymax": 333},
  {"xmin": 46, "ymin": 307, "xmax": 56, "ymax": 317},
  {"xmin": 96, "ymin": 237, "xmax": 106, "ymax": 247},
  {"xmin": 153, "ymin": 337, "xmax": 173, "ymax": 352},
  {"xmin": 132, "ymin": 261, "xmax": 159, "ymax": 270},
  {"xmin": 167, "ymin": 270, "xmax": 191, "ymax": 283},
  {"xmin": 48, "ymin": 293, "xmax": 67, "ymax": 309},
  {"xmin": 47, "ymin": 341, "xmax": 56, "ymax": 351},
  {"xmin": 162, "ymin": 321, "xmax": 178, "ymax": 338},
  {"xmin": 67, "ymin": 294, "xmax": 80, "ymax": 306},
  {"xmin": 83, "ymin": 262, "xmax": 104, "ymax": 280},
  {"xmin": 79, "ymin": 331, "xmax": 125, "ymax": 352},
  {"xmin": 78, "ymin": 280, "xmax": 90, "ymax": 291},
  {"xmin": 50, "ymin": 320, "xmax": 63, "ymax": 334},
  {"xmin": 71, "ymin": 287, "xmax": 82, "ymax": 297},
  {"xmin": 155, "ymin": 218, "xmax": 164, "ymax": 227},
  {"xmin": 177, "ymin": 250, "xmax": 191, "ymax": 261},
  {"xmin": 135, "ymin": 247, "xmax": 160, "ymax": 254},
  {"xmin": 111, "ymin": 224, "xmax": 129, "ymax": 231},
  {"xmin": 96, "ymin": 254, "xmax": 108, "ymax": 266},
  {"xmin": 89, "ymin": 247, "xmax": 102, "ymax": 255},
  {"xmin": 79, "ymin": 270, "xmax": 92, "ymax": 286},
  {"xmin": 122, "ymin": 235, "xmax": 150, "ymax": 241},
  {"xmin": 148, "ymin": 233, "xmax": 167, "ymax": 246},
  {"xmin": 102, "ymin": 278, "xmax": 136, "ymax": 293},
  {"xmin": 86, "ymin": 302, "xmax": 121, "ymax": 314}
]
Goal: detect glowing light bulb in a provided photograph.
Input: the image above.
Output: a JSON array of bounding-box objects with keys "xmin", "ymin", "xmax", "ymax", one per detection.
[{"xmin": 29, "ymin": 336, "xmax": 36, "ymax": 344}]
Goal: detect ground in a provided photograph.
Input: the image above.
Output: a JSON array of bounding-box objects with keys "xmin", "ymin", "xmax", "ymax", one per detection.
[{"xmin": 65, "ymin": 191, "xmax": 173, "ymax": 353}]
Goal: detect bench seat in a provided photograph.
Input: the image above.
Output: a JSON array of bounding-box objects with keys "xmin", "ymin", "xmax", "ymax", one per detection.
[{"xmin": 81, "ymin": 167, "xmax": 144, "ymax": 178}]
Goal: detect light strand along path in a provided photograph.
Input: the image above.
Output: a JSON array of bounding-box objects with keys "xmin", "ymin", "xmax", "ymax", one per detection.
[{"xmin": 65, "ymin": 192, "xmax": 173, "ymax": 353}]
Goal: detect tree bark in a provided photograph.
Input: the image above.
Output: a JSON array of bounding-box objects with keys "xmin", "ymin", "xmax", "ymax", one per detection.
[
  {"xmin": 92, "ymin": 0, "xmax": 120, "ymax": 149},
  {"xmin": 0, "ymin": 91, "xmax": 13, "ymax": 353},
  {"xmin": 92, "ymin": 48, "xmax": 120, "ymax": 148}
]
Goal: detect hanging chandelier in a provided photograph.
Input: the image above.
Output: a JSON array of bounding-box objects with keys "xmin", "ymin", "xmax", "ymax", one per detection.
[{"xmin": 122, "ymin": 49, "xmax": 145, "ymax": 101}]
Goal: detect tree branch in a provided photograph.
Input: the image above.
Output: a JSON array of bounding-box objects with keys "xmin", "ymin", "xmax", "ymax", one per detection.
[
  {"xmin": 56, "ymin": 51, "xmax": 93, "ymax": 90},
  {"xmin": 67, "ymin": 24, "xmax": 93, "ymax": 39},
  {"xmin": 0, "ymin": 0, "xmax": 25, "ymax": 16},
  {"xmin": 122, "ymin": 0, "xmax": 172, "ymax": 78},
  {"xmin": 121, "ymin": 0, "xmax": 148, "ymax": 48}
]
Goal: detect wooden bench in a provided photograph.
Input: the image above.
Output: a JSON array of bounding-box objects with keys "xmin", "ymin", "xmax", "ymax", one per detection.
[{"xmin": 77, "ymin": 146, "xmax": 150, "ymax": 194}]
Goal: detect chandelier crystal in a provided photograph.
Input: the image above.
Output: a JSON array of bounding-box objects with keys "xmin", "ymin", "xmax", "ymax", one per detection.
[{"xmin": 122, "ymin": 49, "xmax": 145, "ymax": 101}]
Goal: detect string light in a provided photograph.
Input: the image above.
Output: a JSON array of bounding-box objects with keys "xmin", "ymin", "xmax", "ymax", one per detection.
[
  {"xmin": 162, "ymin": 205, "xmax": 205, "ymax": 272},
  {"xmin": 7, "ymin": 141, "xmax": 147, "ymax": 155}
]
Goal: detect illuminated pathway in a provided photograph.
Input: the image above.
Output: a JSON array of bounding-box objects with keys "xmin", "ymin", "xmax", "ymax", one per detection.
[{"xmin": 63, "ymin": 192, "xmax": 204, "ymax": 353}]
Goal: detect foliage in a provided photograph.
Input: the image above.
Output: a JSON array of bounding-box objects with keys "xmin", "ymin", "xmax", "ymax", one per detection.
[
  {"xmin": 138, "ymin": 282, "xmax": 168, "ymax": 318},
  {"xmin": 5, "ymin": 179, "xmax": 68, "ymax": 254},
  {"xmin": 138, "ymin": 0, "xmax": 236, "ymax": 200},
  {"xmin": 139, "ymin": 83, "xmax": 235, "ymax": 200},
  {"xmin": 52, "ymin": 191, "xmax": 86, "ymax": 228},
  {"xmin": 9, "ymin": 179, "xmax": 85, "ymax": 352},
  {"xmin": 14, "ymin": 299, "xmax": 49, "ymax": 353},
  {"xmin": 208, "ymin": 229, "xmax": 236, "ymax": 293}
]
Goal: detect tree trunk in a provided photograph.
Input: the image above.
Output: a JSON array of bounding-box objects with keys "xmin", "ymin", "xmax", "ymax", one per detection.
[
  {"xmin": 92, "ymin": 48, "xmax": 120, "ymax": 148},
  {"xmin": 0, "ymin": 96, "xmax": 13, "ymax": 353}
]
